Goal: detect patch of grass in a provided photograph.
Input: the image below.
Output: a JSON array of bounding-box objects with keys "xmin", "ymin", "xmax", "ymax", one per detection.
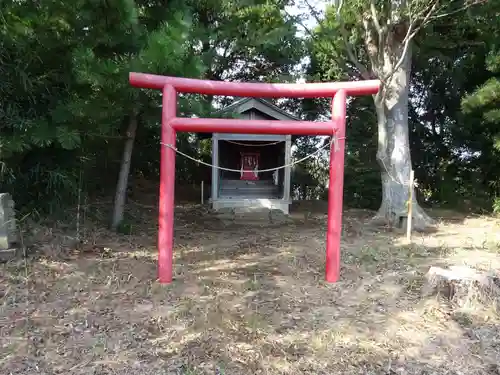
[
  {"xmin": 401, "ymin": 271, "xmax": 426, "ymax": 294},
  {"xmin": 243, "ymin": 275, "xmax": 261, "ymax": 291},
  {"xmin": 244, "ymin": 313, "xmax": 269, "ymax": 335},
  {"xmin": 178, "ymin": 365, "xmax": 202, "ymax": 375},
  {"xmin": 352, "ymin": 242, "xmax": 439, "ymax": 271},
  {"xmin": 397, "ymin": 243, "xmax": 449, "ymax": 260},
  {"xmin": 358, "ymin": 245, "xmax": 383, "ymax": 264},
  {"xmin": 452, "ymin": 311, "xmax": 474, "ymax": 327},
  {"xmin": 483, "ymin": 239, "xmax": 500, "ymax": 253},
  {"xmin": 115, "ymin": 219, "xmax": 135, "ymax": 235}
]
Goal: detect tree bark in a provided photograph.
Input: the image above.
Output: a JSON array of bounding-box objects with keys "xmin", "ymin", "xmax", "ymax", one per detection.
[
  {"xmin": 111, "ymin": 114, "xmax": 138, "ymax": 230},
  {"xmin": 371, "ymin": 43, "xmax": 434, "ymax": 230}
]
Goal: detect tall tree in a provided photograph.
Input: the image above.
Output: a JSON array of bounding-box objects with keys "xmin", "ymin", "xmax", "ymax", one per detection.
[
  {"xmin": 302, "ymin": 0, "xmax": 486, "ymax": 229},
  {"xmin": 67, "ymin": 0, "xmax": 204, "ymax": 229}
]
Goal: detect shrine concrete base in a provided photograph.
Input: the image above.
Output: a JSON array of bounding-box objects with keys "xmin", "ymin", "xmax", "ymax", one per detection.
[
  {"xmin": 213, "ymin": 205, "xmax": 292, "ymax": 226},
  {"xmin": 212, "ymin": 198, "xmax": 290, "ymax": 215}
]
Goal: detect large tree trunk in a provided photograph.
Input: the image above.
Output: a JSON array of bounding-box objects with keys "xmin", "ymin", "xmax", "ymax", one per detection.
[
  {"xmin": 372, "ymin": 44, "xmax": 434, "ymax": 230},
  {"xmin": 111, "ymin": 114, "xmax": 138, "ymax": 230}
]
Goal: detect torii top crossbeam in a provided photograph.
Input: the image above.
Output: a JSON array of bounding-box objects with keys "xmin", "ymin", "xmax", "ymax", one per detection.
[
  {"xmin": 130, "ymin": 72, "xmax": 380, "ymax": 98},
  {"xmin": 129, "ymin": 71, "xmax": 380, "ymax": 285}
]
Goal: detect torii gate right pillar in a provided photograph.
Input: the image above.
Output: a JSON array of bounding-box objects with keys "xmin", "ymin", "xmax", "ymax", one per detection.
[{"xmin": 326, "ymin": 90, "xmax": 347, "ymax": 282}]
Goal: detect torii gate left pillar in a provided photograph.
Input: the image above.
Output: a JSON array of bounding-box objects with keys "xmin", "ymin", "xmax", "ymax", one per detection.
[{"xmin": 129, "ymin": 72, "xmax": 380, "ymax": 284}]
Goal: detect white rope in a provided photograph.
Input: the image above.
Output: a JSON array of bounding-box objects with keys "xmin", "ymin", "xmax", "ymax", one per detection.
[
  {"xmin": 161, "ymin": 136, "xmax": 345, "ymax": 174},
  {"xmin": 379, "ymin": 157, "xmax": 419, "ymax": 188},
  {"xmin": 222, "ymin": 140, "xmax": 284, "ymax": 147}
]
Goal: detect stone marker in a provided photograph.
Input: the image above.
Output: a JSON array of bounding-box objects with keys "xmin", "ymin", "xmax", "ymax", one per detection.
[{"xmin": 0, "ymin": 193, "xmax": 20, "ymax": 261}]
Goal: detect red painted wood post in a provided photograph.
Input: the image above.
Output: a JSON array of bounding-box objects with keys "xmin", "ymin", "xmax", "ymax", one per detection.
[
  {"xmin": 325, "ymin": 89, "xmax": 347, "ymax": 283},
  {"xmin": 158, "ymin": 85, "xmax": 177, "ymax": 284},
  {"xmin": 170, "ymin": 117, "xmax": 335, "ymax": 136}
]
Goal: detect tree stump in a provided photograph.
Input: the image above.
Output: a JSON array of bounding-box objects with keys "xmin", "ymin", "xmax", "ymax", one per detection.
[{"xmin": 423, "ymin": 266, "xmax": 500, "ymax": 309}]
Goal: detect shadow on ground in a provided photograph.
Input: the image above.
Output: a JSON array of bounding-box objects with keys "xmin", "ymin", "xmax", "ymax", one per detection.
[{"xmin": 1, "ymin": 205, "xmax": 499, "ymax": 375}]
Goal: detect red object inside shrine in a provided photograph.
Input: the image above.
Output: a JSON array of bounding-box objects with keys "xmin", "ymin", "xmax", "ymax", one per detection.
[{"xmin": 240, "ymin": 152, "xmax": 260, "ymax": 180}]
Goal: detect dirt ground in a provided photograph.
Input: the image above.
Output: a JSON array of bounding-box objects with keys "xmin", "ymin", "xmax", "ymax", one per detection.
[{"xmin": 1, "ymin": 202, "xmax": 500, "ymax": 375}]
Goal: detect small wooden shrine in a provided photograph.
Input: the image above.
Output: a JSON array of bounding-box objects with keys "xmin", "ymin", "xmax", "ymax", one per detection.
[{"xmin": 209, "ymin": 98, "xmax": 297, "ymax": 214}]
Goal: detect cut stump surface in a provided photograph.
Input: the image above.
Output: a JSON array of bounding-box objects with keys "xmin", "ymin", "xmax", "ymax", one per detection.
[{"xmin": 423, "ymin": 265, "xmax": 500, "ymax": 309}]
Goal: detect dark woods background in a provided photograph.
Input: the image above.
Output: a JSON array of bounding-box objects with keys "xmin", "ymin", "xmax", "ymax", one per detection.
[{"xmin": 1, "ymin": 0, "xmax": 499, "ymax": 222}]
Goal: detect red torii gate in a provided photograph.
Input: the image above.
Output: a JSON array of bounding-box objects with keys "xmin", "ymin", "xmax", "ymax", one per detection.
[{"xmin": 129, "ymin": 72, "xmax": 380, "ymax": 284}]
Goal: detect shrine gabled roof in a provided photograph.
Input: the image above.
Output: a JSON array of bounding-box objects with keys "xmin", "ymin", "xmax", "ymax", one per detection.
[
  {"xmin": 215, "ymin": 97, "xmax": 300, "ymax": 121},
  {"xmin": 197, "ymin": 97, "xmax": 300, "ymax": 139}
]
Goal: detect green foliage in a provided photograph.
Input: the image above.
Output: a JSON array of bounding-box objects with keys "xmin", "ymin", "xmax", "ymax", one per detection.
[
  {"xmin": 291, "ymin": 136, "xmax": 328, "ymax": 200},
  {"xmin": 343, "ymin": 97, "xmax": 381, "ymax": 209},
  {"xmin": 460, "ymin": 45, "xmax": 500, "ymax": 211},
  {"xmin": 1, "ymin": 0, "xmax": 204, "ymax": 213},
  {"xmin": 462, "ymin": 49, "xmax": 500, "ymax": 122},
  {"xmin": 0, "ymin": 0, "xmax": 305, "ymax": 217},
  {"xmin": 190, "ymin": 0, "xmax": 304, "ymax": 83},
  {"xmin": 493, "ymin": 198, "xmax": 500, "ymax": 216},
  {"xmin": 2, "ymin": 0, "xmax": 500, "ymax": 218}
]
